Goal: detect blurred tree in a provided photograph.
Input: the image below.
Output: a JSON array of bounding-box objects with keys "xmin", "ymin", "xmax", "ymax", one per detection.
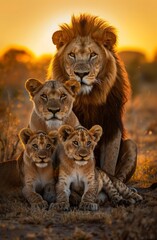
[
  {"xmin": 141, "ymin": 61, "xmax": 157, "ymax": 84},
  {"xmin": 119, "ymin": 51, "xmax": 146, "ymax": 96},
  {"xmin": 140, "ymin": 51, "xmax": 157, "ymax": 84},
  {"xmin": 153, "ymin": 51, "xmax": 157, "ymax": 62},
  {"xmin": 31, "ymin": 54, "xmax": 51, "ymax": 81},
  {"xmin": 0, "ymin": 48, "xmax": 34, "ymax": 100},
  {"xmin": 0, "ymin": 48, "xmax": 52, "ymax": 102},
  {"xmin": 0, "ymin": 48, "xmax": 53, "ymax": 161}
]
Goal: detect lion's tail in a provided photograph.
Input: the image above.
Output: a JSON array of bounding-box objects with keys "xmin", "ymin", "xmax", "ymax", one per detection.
[{"xmin": 135, "ymin": 182, "xmax": 157, "ymax": 193}]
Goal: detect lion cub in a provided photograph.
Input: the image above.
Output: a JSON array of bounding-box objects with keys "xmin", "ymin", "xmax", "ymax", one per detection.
[
  {"xmin": 50, "ymin": 125, "xmax": 142, "ymax": 211},
  {"xmin": 19, "ymin": 128, "xmax": 57, "ymax": 209},
  {"xmin": 25, "ymin": 78, "xmax": 80, "ymax": 132}
]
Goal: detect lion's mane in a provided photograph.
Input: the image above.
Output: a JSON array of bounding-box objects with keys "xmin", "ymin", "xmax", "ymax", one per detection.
[{"xmin": 49, "ymin": 14, "xmax": 131, "ymax": 145}]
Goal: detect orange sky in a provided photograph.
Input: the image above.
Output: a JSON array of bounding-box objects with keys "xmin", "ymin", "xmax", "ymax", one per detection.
[{"xmin": 0, "ymin": 0, "xmax": 157, "ymax": 60}]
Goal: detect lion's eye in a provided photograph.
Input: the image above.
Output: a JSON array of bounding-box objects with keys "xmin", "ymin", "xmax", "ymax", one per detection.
[
  {"xmin": 73, "ymin": 141, "xmax": 79, "ymax": 146},
  {"xmin": 90, "ymin": 52, "xmax": 97, "ymax": 59},
  {"xmin": 60, "ymin": 93, "xmax": 67, "ymax": 100},
  {"xmin": 87, "ymin": 141, "xmax": 92, "ymax": 146},
  {"xmin": 41, "ymin": 94, "xmax": 47, "ymax": 101},
  {"xmin": 46, "ymin": 144, "xmax": 51, "ymax": 149},
  {"xmin": 32, "ymin": 144, "xmax": 38, "ymax": 150},
  {"xmin": 68, "ymin": 52, "xmax": 75, "ymax": 59}
]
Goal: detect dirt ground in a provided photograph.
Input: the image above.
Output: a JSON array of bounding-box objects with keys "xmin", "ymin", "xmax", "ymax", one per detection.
[{"xmin": 0, "ymin": 86, "xmax": 157, "ymax": 240}]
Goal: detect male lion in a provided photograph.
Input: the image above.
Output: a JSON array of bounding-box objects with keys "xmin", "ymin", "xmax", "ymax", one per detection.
[{"xmin": 48, "ymin": 14, "xmax": 136, "ymax": 182}]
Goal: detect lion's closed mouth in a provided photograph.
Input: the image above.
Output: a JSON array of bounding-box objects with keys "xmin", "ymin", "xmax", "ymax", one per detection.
[
  {"xmin": 35, "ymin": 163, "xmax": 48, "ymax": 168},
  {"xmin": 75, "ymin": 160, "xmax": 88, "ymax": 166},
  {"xmin": 51, "ymin": 116, "xmax": 60, "ymax": 120},
  {"xmin": 46, "ymin": 116, "xmax": 61, "ymax": 121},
  {"xmin": 81, "ymin": 82, "xmax": 91, "ymax": 86}
]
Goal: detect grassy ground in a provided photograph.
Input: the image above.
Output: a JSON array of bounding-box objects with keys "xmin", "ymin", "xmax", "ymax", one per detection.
[{"xmin": 0, "ymin": 86, "xmax": 157, "ymax": 240}]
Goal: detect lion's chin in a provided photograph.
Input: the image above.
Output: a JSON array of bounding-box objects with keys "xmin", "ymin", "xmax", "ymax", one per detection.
[
  {"xmin": 75, "ymin": 160, "xmax": 88, "ymax": 166},
  {"xmin": 79, "ymin": 84, "xmax": 93, "ymax": 95},
  {"xmin": 45, "ymin": 119, "xmax": 62, "ymax": 129},
  {"xmin": 35, "ymin": 163, "xmax": 48, "ymax": 168}
]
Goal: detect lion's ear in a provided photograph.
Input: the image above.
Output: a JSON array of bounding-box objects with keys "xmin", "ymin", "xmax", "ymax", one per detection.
[
  {"xmin": 89, "ymin": 125, "xmax": 103, "ymax": 143},
  {"xmin": 48, "ymin": 130, "xmax": 58, "ymax": 146},
  {"xmin": 103, "ymin": 29, "xmax": 117, "ymax": 50},
  {"xmin": 64, "ymin": 80, "xmax": 81, "ymax": 96},
  {"xmin": 58, "ymin": 125, "xmax": 74, "ymax": 143},
  {"xmin": 25, "ymin": 78, "xmax": 43, "ymax": 97},
  {"xmin": 19, "ymin": 128, "xmax": 33, "ymax": 146},
  {"xmin": 52, "ymin": 30, "xmax": 68, "ymax": 49}
]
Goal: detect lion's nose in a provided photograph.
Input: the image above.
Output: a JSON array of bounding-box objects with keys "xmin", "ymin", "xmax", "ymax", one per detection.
[
  {"xmin": 79, "ymin": 150, "xmax": 88, "ymax": 158},
  {"xmin": 47, "ymin": 107, "xmax": 60, "ymax": 114},
  {"xmin": 74, "ymin": 71, "xmax": 89, "ymax": 79}
]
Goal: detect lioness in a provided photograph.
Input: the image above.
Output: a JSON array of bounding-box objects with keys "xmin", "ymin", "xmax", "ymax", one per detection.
[
  {"xmin": 19, "ymin": 128, "xmax": 57, "ymax": 209},
  {"xmin": 25, "ymin": 78, "xmax": 80, "ymax": 132},
  {"xmin": 49, "ymin": 14, "xmax": 137, "ymax": 183},
  {"xmin": 50, "ymin": 125, "xmax": 142, "ymax": 211}
]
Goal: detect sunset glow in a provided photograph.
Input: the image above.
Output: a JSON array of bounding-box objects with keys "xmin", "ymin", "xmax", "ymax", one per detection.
[{"xmin": 0, "ymin": 0, "xmax": 157, "ymax": 60}]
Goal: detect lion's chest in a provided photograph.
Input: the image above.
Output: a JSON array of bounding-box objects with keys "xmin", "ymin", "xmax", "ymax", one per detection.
[
  {"xmin": 34, "ymin": 170, "xmax": 52, "ymax": 193},
  {"xmin": 68, "ymin": 169, "xmax": 88, "ymax": 192}
]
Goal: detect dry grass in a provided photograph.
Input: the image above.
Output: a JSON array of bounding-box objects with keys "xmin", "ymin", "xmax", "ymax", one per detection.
[
  {"xmin": 125, "ymin": 87, "xmax": 157, "ymax": 187},
  {"xmin": 1, "ymin": 191, "xmax": 157, "ymax": 239},
  {"xmin": 0, "ymin": 98, "xmax": 31, "ymax": 162}
]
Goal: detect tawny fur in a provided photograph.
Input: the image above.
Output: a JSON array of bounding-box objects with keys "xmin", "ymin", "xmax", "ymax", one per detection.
[
  {"xmin": 50, "ymin": 125, "xmax": 142, "ymax": 211},
  {"xmin": 25, "ymin": 78, "xmax": 81, "ymax": 132},
  {"xmin": 48, "ymin": 14, "xmax": 135, "ymax": 179}
]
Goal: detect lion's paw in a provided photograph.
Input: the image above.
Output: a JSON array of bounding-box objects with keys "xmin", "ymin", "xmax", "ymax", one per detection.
[
  {"xmin": 79, "ymin": 202, "xmax": 98, "ymax": 211},
  {"xmin": 133, "ymin": 193, "xmax": 143, "ymax": 202},
  {"xmin": 49, "ymin": 202, "xmax": 70, "ymax": 211},
  {"xmin": 127, "ymin": 193, "xmax": 143, "ymax": 204},
  {"xmin": 111, "ymin": 197, "xmax": 130, "ymax": 207},
  {"xmin": 31, "ymin": 200, "xmax": 48, "ymax": 210}
]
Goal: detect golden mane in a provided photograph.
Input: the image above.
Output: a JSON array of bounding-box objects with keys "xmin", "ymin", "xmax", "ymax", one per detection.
[
  {"xmin": 61, "ymin": 14, "xmax": 115, "ymax": 37},
  {"xmin": 52, "ymin": 14, "xmax": 117, "ymax": 50},
  {"xmin": 50, "ymin": 14, "xmax": 131, "ymax": 143}
]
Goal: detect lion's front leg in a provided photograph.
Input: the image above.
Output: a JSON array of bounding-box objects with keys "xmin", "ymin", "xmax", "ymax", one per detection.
[
  {"xmin": 49, "ymin": 180, "xmax": 70, "ymax": 211},
  {"xmin": 79, "ymin": 180, "xmax": 98, "ymax": 211},
  {"xmin": 100, "ymin": 129, "xmax": 121, "ymax": 176},
  {"xmin": 22, "ymin": 185, "xmax": 48, "ymax": 209},
  {"xmin": 115, "ymin": 139, "xmax": 137, "ymax": 182}
]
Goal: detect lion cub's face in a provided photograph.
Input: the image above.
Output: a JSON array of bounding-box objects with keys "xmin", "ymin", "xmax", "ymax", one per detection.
[
  {"xmin": 19, "ymin": 128, "xmax": 57, "ymax": 168},
  {"xmin": 25, "ymin": 79, "xmax": 80, "ymax": 123},
  {"xmin": 58, "ymin": 125, "xmax": 102, "ymax": 166}
]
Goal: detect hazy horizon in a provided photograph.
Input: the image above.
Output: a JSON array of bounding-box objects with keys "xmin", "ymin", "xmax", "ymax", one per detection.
[
  {"xmin": 0, "ymin": 0, "xmax": 157, "ymax": 60},
  {"xmin": 0, "ymin": 44, "xmax": 156, "ymax": 63}
]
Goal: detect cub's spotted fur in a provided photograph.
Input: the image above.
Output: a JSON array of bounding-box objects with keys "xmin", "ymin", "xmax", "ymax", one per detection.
[
  {"xmin": 50, "ymin": 125, "xmax": 142, "ymax": 211},
  {"xmin": 19, "ymin": 128, "xmax": 57, "ymax": 209}
]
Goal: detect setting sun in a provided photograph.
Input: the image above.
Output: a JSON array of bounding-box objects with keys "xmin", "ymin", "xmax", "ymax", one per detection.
[{"xmin": 0, "ymin": 0, "xmax": 157, "ymax": 60}]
